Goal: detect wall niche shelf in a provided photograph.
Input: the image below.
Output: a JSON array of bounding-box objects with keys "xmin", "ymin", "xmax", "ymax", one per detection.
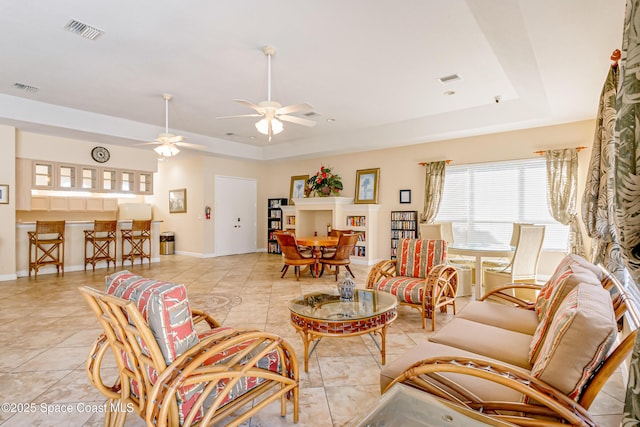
[{"xmin": 288, "ymin": 197, "xmax": 380, "ymax": 265}]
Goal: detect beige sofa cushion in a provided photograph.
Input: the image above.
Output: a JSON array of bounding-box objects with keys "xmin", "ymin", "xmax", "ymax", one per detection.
[
  {"xmin": 529, "ymin": 265, "xmax": 601, "ymax": 362},
  {"xmin": 456, "ymin": 301, "xmax": 539, "ymax": 335},
  {"xmin": 380, "ymin": 340, "xmax": 523, "ymax": 404},
  {"xmin": 429, "ymin": 318, "xmax": 533, "ymax": 369},
  {"xmin": 531, "ymin": 283, "xmax": 616, "ymax": 400}
]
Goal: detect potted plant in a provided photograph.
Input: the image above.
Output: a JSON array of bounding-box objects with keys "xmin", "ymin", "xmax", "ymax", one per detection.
[{"xmin": 308, "ymin": 166, "xmax": 343, "ymax": 196}]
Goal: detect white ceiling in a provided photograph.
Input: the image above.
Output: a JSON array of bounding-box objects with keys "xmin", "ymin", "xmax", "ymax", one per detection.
[{"xmin": 0, "ymin": 0, "xmax": 625, "ymax": 161}]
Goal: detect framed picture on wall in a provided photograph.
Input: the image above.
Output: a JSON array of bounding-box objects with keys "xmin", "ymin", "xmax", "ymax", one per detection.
[
  {"xmin": 289, "ymin": 175, "xmax": 309, "ymax": 205},
  {"xmin": 355, "ymin": 168, "xmax": 380, "ymax": 204},
  {"xmin": 0, "ymin": 184, "xmax": 8, "ymax": 204},
  {"xmin": 169, "ymin": 188, "xmax": 187, "ymax": 213},
  {"xmin": 399, "ymin": 189, "xmax": 411, "ymax": 204}
]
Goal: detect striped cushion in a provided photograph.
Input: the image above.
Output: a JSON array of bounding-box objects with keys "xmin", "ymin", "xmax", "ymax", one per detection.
[
  {"xmin": 374, "ymin": 276, "xmax": 427, "ymax": 305},
  {"xmin": 535, "ymin": 254, "xmax": 603, "ymax": 318},
  {"xmin": 531, "ymin": 283, "xmax": 616, "ymax": 400},
  {"xmin": 106, "ymin": 270, "xmax": 198, "ymax": 365},
  {"xmin": 528, "ymin": 265, "xmax": 601, "ymax": 363},
  {"xmin": 396, "ymin": 239, "xmax": 447, "ymax": 278},
  {"xmin": 105, "ymin": 271, "xmax": 285, "ymax": 424}
]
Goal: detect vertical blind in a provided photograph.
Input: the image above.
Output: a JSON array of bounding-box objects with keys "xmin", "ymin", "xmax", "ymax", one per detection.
[{"xmin": 435, "ymin": 158, "xmax": 569, "ymax": 250}]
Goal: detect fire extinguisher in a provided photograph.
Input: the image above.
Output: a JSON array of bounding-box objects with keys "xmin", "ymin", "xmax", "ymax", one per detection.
[{"xmin": 205, "ymin": 206, "xmax": 211, "ymax": 220}]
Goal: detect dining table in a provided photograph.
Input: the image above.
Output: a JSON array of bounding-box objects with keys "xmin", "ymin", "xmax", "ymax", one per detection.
[
  {"xmin": 295, "ymin": 235, "xmax": 339, "ymax": 259},
  {"xmin": 448, "ymin": 242, "xmax": 514, "ymax": 298}
]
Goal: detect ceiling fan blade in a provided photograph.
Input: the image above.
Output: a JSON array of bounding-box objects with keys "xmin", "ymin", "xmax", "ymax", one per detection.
[
  {"xmin": 169, "ymin": 135, "xmax": 185, "ymax": 143},
  {"xmin": 136, "ymin": 141, "xmax": 161, "ymax": 146},
  {"xmin": 175, "ymin": 141, "xmax": 207, "ymax": 150},
  {"xmin": 234, "ymin": 99, "xmax": 265, "ymax": 113},
  {"xmin": 276, "ymin": 103, "xmax": 313, "ymax": 115},
  {"xmin": 279, "ymin": 115, "xmax": 317, "ymax": 127},
  {"xmin": 217, "ymin": 113, "xmax": 263, "ymax": 120}
]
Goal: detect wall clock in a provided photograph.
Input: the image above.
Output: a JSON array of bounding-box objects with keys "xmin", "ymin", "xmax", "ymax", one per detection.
[{"xmin": 91, "ymin": 146, "xmax": 110, "ymax": 163}]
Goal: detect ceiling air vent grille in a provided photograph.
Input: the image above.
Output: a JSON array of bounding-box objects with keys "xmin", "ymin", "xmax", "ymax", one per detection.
[
  {"xmin": 13, "ymin": 82, "xmax": 39, "ymax": 93},
  {"xmin": 438, "ymin": 74, "xmax": 461, "ymax": 84},
  {"xmin": 64, "ymin": 19, "xmax": 103, "ymax": 40}
]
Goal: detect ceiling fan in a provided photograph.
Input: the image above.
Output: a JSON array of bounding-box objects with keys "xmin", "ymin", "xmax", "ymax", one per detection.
[
  {"xmin": 142, "ymin": 94, "xmax": 205, "ymax": 157},
  {"xmin": 217, "ymin": 46, "xmax": 317, "ymax": 141}
]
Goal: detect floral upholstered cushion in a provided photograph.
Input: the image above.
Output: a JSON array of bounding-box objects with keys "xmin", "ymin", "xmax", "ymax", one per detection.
[
  {"xmin": 528, "ymin": 265, "xmax": 601, "ymax": 363},
  {"xmin": 395, "ymin": 239, "xmax": 447, "ymax": 279},
  {"xmin": 530, "ymin": 283, "xmax": 616, "ymax": 400},
  {"xmin": 105, "ymin": 270, "xmax": 199, "ymax": 365}
]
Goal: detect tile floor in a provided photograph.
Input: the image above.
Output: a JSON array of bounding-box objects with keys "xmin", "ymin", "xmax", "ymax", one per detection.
[{"xmin": 0, "ymin": 253, "xmax": 627, "ymax": 426}]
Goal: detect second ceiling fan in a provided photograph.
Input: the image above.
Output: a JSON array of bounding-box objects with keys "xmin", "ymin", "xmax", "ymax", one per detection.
[{"xmin": 218, "ymin": 46, "xmax": 317, "ymax": 141}]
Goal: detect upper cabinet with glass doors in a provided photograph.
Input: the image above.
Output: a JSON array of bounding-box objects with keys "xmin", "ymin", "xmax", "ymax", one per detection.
[{"xmin": 29, "ymin": 160, "xmax": 153, "ymax": 195}]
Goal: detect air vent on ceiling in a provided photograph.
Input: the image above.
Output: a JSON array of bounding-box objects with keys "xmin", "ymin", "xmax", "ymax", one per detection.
[
  {"xmin": 438, "ymin": 74, "xmax": 461, "ymax": 84},
  {"xmin": 225, "ymin": 132, "xmax": 236, "ymax": 136},
  {"xmin": 304, "ymin": 111, "xmax": 320, "ymax": 117},
  {"xmin": 13, "ymin": 82, "xmax": 39, "ymax": 93},
  {"xmin": 64, "ymin": 19, "xmax": 103, "ymax": 40}
]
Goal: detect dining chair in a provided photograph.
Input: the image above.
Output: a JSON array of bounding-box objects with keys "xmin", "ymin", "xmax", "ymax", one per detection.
[
  {"xmin": 323, "ymin": 229, "xmax": 354, "ymax": 256},
  {"xmin": 418, "ymin": 223, "xmax": 442, "ymax": 240},
  {"xmin": 275, "ymin": 232, "xmax": 317, "ymax": 280},
  {"xmin": 319, "ymin": 233, "xmax": 359, "ymax": 280},
  {"xmin": 481, "ymin": 222, "xmax": 533, "ymax": 269},
  {"xmin": 424, "ymin": 222, "xmax": 473, "ymax": 296},
  {"xmin": 483, "ymin": 225, "xmax": 545, "ymax": 299}
]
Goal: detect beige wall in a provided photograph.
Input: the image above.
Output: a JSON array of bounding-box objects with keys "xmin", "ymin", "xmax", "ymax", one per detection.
[
  {"xmin": 0, "ymin": 119, "xmax": 596, "ymax": 279},
  {"xmin": 0, "ymin": 125, "xmax": 16, "ymax": 280}
]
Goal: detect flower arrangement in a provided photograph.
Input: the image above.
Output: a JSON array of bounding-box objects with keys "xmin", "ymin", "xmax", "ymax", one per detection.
[{"xmin": 307, "ymin": 165, "xmax": 343, "ymax": 196}]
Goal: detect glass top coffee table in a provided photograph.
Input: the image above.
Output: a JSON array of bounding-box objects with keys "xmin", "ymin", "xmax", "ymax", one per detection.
[{"xmin": 289, "ymin": 289, "xmax": 398, "ymax": 372}]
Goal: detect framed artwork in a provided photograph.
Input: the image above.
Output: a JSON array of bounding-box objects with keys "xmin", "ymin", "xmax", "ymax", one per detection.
[
  {"xmin": 169, "ymin": 188, "xmax": 187, "ymax": 213},
  {"xmin": 400, "ymin": 189, "xmax": 411, "ymax": 204},
  {"xmin": 289, "ymin": 175, "xmax": 309, "ymax": 205},
  {"xmin": 355, "ymin": 168, "xmax": 380, "ymax": 204},
  {"xmin": 0, "ymin": 184, "xmax": 8, "ymax": 204}
]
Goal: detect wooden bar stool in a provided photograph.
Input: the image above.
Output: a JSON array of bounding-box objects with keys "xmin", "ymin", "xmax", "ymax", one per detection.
[
  {"xmin": 28, "ymin": 220, "xmax": 65, "ymax": 278},
  {"xmin": 121, "ymin": 219, "xmax": 152, "ymax": 267},
  {"xmin": 84, "ymin": 220, "xmax": 117, "ymax": 271}
]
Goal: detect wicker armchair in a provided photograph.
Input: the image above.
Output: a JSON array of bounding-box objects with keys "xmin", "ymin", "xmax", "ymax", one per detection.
[
  {"xmin": 80, "ymin": 271, "xmax": 299, "ymax": 427},
  {"xmin": 381, "ymin": 263, "xmax": 640, "ymax": 427},
  {"xmin": 366, "ymin": 239, "xmax": 458, "ymax": 330}
]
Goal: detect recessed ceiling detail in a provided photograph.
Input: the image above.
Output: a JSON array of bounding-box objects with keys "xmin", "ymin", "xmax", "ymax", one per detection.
[{"xmin": 64, "ymin": 19, "xmax": 103, "ymax": 40}]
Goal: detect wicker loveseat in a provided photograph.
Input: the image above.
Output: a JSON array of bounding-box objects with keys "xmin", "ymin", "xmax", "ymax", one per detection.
[
  {"xmin": 80, "ymin": 271, "xmax": 299, "ymax": 427},
  {"xmin": 380, "ymin": 254, "xmax": 640, "ymax": 427}
]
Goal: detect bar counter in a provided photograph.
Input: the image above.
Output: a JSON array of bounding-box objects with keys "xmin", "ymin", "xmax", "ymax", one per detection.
[{"xmin": 15, "ymin": 220, "xmax": 162, "ymax": 278}]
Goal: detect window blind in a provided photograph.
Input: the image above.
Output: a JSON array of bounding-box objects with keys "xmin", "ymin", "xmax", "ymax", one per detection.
[{"xmin": 435, "ymin": 158, "xmax": 569, "ymax": 250}]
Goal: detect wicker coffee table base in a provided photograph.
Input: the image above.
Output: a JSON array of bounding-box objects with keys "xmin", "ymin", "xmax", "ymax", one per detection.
[{"xmin": 290, "ymin": 308, "xmax": 397, "ymax": 372}]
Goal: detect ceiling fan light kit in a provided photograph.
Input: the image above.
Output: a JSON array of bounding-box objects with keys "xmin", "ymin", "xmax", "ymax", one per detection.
[
  {"xmin": 217, "ymin": 45, "xmax": 317, "ymax": 142},
  {"xmin": 154, "ymin": 143, "xmax": 180, "ymax": 157},
  {"xmin": 256, "ymin": 117, "xmax": 283, "ymax": 135}
]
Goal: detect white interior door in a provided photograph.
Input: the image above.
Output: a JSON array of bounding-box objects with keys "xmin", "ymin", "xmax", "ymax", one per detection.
[{"xmin": 214, "ymin": 176, "xmax": 257, "ymax": 256}]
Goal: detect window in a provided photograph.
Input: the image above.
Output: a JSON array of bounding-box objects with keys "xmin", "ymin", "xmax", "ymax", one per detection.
[
  {"xmin": 102, "ymin": 169, "xmax": 117, "ymax": 191},
  {"xmin": 435, "ymin": 158, "xmax": 569, "ymax": 251}
]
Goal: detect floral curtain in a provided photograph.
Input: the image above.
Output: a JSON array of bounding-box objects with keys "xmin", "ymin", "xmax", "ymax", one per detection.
[
  {"xmin": 420, "ymin": 161, "xmax": 446, "ymax": 224},
  {"xmin": 616, "ymin": 1, "xmax": 640, "ymax": 422},
  {"xmin": 581, "ymin": 65, "xmax": 627, "ymax": 282},
  {"xmin": 545, "ymin": 149, "xmax": 585, "ymax": 256}
]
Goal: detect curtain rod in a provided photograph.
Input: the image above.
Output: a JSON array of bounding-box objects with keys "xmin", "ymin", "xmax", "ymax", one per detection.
[
  {"xmin": 534, "ymin": 146, "xmax": 587, "ymax": 155},
  {"xmin": 418, "ymin": 160, "xmax": 452, "ymax": 166}
]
